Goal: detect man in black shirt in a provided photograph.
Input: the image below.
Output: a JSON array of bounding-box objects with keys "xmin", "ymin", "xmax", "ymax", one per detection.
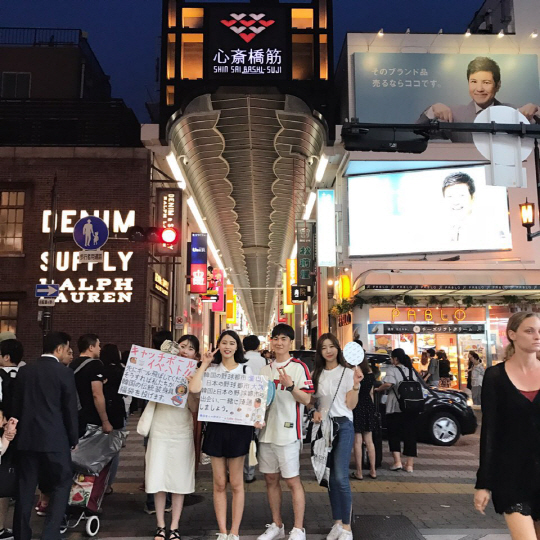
[{"xmin": 70, "ymin": 334, "xmax": 112, "ymax": 437}]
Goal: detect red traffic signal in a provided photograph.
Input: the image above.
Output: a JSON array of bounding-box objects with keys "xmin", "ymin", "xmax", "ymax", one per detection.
[
  {"xmin": 161, "ymin": 227, "xmax": 179, "ymax": 245},
  {"xmin": 127, "ymin": 226, "xmax": 179, "ymax": 245}
]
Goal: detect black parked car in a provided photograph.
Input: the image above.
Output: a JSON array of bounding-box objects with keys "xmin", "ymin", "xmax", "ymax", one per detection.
[{"xmin": 375, "ymin": 357, "xmax": 477, "ymax": 446}]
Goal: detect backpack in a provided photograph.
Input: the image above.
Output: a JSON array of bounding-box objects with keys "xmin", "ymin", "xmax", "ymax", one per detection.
[
  {"xmin": 0, "ymin": 368, "xmax": 18, "ymax": 419},
  {"xmin": 393, "ymin": 365, "xmax": 425, "ymax": 413}
]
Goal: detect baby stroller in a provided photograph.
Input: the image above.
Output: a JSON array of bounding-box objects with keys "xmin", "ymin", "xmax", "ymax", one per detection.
[{"xmin": 62, "ymin": 426, "xmax": 125, "ymax": 536}]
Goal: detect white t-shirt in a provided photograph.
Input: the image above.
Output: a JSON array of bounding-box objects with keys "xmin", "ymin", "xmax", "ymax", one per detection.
[
  {"xmin": 315, "ymin": 366, "xmax": 355, "ymax": 422},
  {"xmin": 259, "ymin": 358, "xmax": 314, "ymax": 446},
  {"xmin": 205, "ymin": 363, "xmax": 252, "ymax": 376},
  {"xmin": 244, "ymin": 351, "xmax": 266, "ymax": 376}
]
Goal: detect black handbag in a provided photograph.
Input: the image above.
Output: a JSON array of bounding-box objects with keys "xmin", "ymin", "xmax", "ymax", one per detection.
[{"xmin": 0, "ymin": 449, "xmax": 17, "ymax": 498}]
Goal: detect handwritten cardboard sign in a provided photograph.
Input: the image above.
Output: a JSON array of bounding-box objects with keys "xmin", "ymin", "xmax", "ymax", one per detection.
[
  {"xmin": 119, "ymin": 345, "xmax": 198, "ymax": 407},
  {"xmin": 197, "ymin": 371, "xmax": 268, "ymax": 426}
]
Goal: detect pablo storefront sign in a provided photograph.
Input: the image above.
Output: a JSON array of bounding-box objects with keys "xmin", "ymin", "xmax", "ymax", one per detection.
[
  {"xmin": 40, "ymin": 209, "xmax": 136, "ymax": 303},
  {"xmin": 390, "ymin": 307, "xmax": 467, "ymax": 323},
  {"xmin": 206, "ymin": 6, "xmax": 287, "ymax": 79}
]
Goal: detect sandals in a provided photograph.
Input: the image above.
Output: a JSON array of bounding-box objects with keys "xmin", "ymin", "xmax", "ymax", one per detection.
[
  {"xmin": 169, "ymin": 529, "xmax": 181, "ymax": 540},
  {"xmin": 350, "ymin": 471, "xmax": 363, "ymax": 480},
  {"xmin": 154, "ymin": 527, "xmax": 167, "ymax": 540}
]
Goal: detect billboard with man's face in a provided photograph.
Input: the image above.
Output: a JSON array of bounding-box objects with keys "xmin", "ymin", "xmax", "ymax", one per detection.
[
  {"xmin": 347, "ymin": 164, "xmax": 512, "ymax": 257},
  {"xmin": 353, "ymin": 53, "xmax": 540, "ymax": 141}
]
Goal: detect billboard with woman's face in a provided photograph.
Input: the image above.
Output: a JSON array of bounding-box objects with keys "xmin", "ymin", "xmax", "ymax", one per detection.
[{"xmin": 347, "ymin": 164, "xmax": 512, "ymax": 257}]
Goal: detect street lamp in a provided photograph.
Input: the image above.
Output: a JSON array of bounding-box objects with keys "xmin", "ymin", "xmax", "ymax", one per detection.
[{"xmin": 520, "ymin": 198, "xmax": 540, "ymax": 241}]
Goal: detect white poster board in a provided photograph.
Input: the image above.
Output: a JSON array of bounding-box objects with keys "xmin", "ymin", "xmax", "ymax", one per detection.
[
  {"xmin": 118, "ymin": 345, "xmax": 198, "ymax": 407},
  {"xmin": 197, "ymin": 372, "xmax": 268, "ymax": 426}
]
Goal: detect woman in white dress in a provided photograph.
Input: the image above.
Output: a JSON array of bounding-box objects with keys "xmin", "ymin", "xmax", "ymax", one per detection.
[{"xmin": 142, "ymin": 335, "xmax": 199, "ymax": 540}]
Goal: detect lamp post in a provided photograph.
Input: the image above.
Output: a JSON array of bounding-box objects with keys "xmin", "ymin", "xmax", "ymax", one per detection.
[{"xmin": 520, "ymin": 139, "xmax": 540, "ymax": 241}]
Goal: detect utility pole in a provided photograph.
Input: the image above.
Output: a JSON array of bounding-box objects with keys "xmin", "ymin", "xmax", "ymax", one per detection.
[{"xmin": 42, "ymin": 173, "xmax": 58, "ymax": 339}]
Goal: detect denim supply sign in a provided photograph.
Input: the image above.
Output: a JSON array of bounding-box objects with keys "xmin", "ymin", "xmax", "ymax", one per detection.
[{"xmin": 353, "ymin": 52, "xmax": 540, "ymax": 124}]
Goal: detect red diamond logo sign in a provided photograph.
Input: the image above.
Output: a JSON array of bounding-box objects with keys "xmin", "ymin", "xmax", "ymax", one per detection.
[{"xmin": 220, "ymin": 12, "xmax": 275, "ymax": 43}]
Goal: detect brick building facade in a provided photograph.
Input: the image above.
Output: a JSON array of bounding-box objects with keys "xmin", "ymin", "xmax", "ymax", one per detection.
[{"xmin": 0, "ymin": 146, "xmax": 155, "ymax": 358}]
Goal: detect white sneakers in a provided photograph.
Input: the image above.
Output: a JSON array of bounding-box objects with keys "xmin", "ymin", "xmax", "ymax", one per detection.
[
  {"xmin": 338, "ymin": 530, "xmax": 353, "ymax": 540},
  {"xmin": 216, "ymin": 534, "xmax": 228, "ymax": 540},
  {"xmin": 258, "ymin": 523, "xmax": 285, "ymax": 540},
  {"xmin": 227, "ymin": 535, "xmax": 240, "ymax": 540},
  {"xmin": 327, "ymin": 523, "xmax": 343, "ymax": 540},
  {"xmin": 287, "ymin": 528, "xmax": 306, "ymax": 540},
  {"xmin": 257, "ymin": 524, "xmax": 305, "ymax": 540}
]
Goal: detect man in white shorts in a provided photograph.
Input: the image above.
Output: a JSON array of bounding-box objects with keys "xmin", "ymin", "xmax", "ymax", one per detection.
[{"xmin": 257, "ymin": 324, "xmax": 313, "ymax": 540}]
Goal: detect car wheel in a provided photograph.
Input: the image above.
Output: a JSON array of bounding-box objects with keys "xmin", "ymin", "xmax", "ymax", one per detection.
[{"xmin": 428, "ymin": 411, "xmax": 461, "ymax": 446}]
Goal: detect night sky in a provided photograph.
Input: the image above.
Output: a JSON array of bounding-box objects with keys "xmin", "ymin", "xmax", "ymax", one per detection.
[{"xmin": 1, "ymin": 0, "xmax": 485, "ymax": 121}]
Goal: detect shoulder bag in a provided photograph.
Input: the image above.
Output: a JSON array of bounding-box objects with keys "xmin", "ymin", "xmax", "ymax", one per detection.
[{"xmin": 309, "ymin": 367, "xmax": 346, "ymax": 487}]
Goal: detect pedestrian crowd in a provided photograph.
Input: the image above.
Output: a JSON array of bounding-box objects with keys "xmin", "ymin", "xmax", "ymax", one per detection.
[{"xmin": 0, "ymin": 312, "xmax": 539, "ymax": 540}]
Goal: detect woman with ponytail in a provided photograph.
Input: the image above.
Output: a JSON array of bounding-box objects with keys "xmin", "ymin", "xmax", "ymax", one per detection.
[
  {"xmin": 475, "ymin": 312, "xmax": 540, "ymax": 539},
  {"xmin": 375, "ymin": 348, "xmax": 422, "ymax": 473}
]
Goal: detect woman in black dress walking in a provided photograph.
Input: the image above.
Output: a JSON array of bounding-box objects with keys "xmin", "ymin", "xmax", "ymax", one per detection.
[
  {"xmin": 351, "ymin": 350, "xmax": 378, "ymax": 480},
  {"xmin": 475, "ymin": 312, "xmax": 540, "ymax": 540}
]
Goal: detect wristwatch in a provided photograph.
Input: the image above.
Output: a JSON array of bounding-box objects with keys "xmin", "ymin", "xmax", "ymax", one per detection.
[{"xmin": 286, "ymin": 382, "xmax": 295, "ymax": 392}]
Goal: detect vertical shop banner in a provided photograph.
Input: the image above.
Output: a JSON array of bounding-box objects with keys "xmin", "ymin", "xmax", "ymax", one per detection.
[
  {"xmin": 277, "ymin": 289, "xmax": 287, "ymax": 322},
  {"xmin": 286, "ymin": 258, "xmax": 298, "ymax": 305},
  {"xmin": 190, "ymin": 233, "xmax": 208, "ymax": 293},
  {"xmin": 119, "ymin": 345, "xmax": 198, "ymax": 406},
  {"xmin": 353, "ymin": 52, "xmax": 540, "ymax": 124},
  {"xmin": 156, "ymin": 188, "xmax": 182, "ymax": 256},
  {"xmin": 317, "ymin": 190, "xmax": 336, "ymax": 267},
  {"xmin": 296, "ymin": 221, "xmax": 314, "ymax": 286},
  {"xmin": 212, "ymin": 268, "xmax": 225, "ymax": 313},
  {"xmin": 226, "ymin": 284, "xmax": 237, "ymax": 323},
  {"xmin": 282, "ymin": 271, "xmax": 293, "ymax": 314}
]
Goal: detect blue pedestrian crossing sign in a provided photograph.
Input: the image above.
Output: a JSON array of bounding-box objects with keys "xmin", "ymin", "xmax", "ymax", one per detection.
[
  {"xmin": 73, "ymin": 216, "xmax": 109, "ymax": 250},
  {"xmin": 35, "ymin": 284, "xmax": 60, "ymax": 298}
]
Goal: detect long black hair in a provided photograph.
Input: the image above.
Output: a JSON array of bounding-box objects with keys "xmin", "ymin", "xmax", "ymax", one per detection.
[
  {"xmin": 391, "ymin": 348, "xmax": 413, "ymax": 369},
  {"xmin": 312, "ymin": 333, "xmax": 347, "ymax": 394},
  {"xmin": 101, "ymin": 343, "xmax": 121, "ymax": 366},
  {"xmin": 213, "ymin": 330, "xmax": 246, "ymax": 364}
]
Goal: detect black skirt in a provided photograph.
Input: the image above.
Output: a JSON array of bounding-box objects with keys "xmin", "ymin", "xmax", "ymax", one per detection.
[{"xmin": 202, "ymin": 422, "xmax": 253, "ymax": 458}]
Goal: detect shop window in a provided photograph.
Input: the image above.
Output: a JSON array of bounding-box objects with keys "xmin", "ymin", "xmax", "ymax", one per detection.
[
  {"xmin": 181, "ymin": 34, "xmax": 203, "ymax": 80},
  {"xmin": 319, "ymin": 0, "xmax": 328, "ymax": 29},
  {"xmin": 168, "ymin": 0, "xmax": 177, "ymax": 28},
  {"xmin": 292, "ymin": 35, "xmax": 314, "ymax": 80},
  {"xmin": 291, "ymin": 9, "xmax": 314, "ymax": 30},
  {"xmin": 166, "ymin": 85, "xmax": 175, "ymax": 106},
  {"xmin": 0, "ymin": 301, "xmax": 17, "ymax": 334},
  {"xmin": 182, "ymin": 8, "xmax": 204, "ymax": 29},
  {"xmin": 0, "ymin": 191, "xmax": 24, "ymax": 253},
  {"xmin": 1, "ymin": 72, "xmax": 31, "ymax": 99},
  {"xmin": 167, "ymin": 34, "xmax": 176, "ymax": 79},
  {"xmin": 319, "ymin": 34, "xmax": 328, "ymax": 80}
]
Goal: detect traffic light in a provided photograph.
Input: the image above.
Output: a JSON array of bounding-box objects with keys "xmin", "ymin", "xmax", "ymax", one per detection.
[{"xmin": 127, "ymin": 226, "xmax": 180, "ymax": 248}]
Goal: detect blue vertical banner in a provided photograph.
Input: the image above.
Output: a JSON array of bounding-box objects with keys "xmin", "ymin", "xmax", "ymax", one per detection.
[{"xmin": 190, "ymin": 233, "xmax": 208, "ymax": 294}]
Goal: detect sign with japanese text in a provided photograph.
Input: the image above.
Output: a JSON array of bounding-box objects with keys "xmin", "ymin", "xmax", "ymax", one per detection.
[
  {"xmin": 368, "ymin": 324, "xmax": 485, "ymax": 335},
  {"xmin": 156, "ymin": 188, "xmax": 182, "ymax": 256},
  {"xmin": 211, "ymin": 268, "xmax": 225, "ymax": 313},
  {"xmin": 286, "ymin": 258, "xmax": 297, "ymax": 305},
  {"xmin": 277, "ymin": 288, "xmax": 287, "ymax": 322},
  {"xmin": 282, "ymin": 271, "xmax": 293, "ymax": 314},
  {"xmin": 206, "ymin": 6, "xmax": 287, "ymax": 80},
  {"xmin": 118, "ymin": 345, "xmax": 198, "ymax": 407},
  {"xmin": 353, "ymin": 52, "xmax": 540, "ymax": 125},
  {"xmin": 190, "ymin": 233, "xmax": 208, "ymax": 294},
  {"xmin": 296, "ymin": 221, "xmax": 314, "ymax": 286},
  {"xmin": 198, "ymin": 371, "xmax": 268, "ymax": 426},
  {"xmin": 226, "ymin": 284, "xmax": 237, "ymax": 324}
]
